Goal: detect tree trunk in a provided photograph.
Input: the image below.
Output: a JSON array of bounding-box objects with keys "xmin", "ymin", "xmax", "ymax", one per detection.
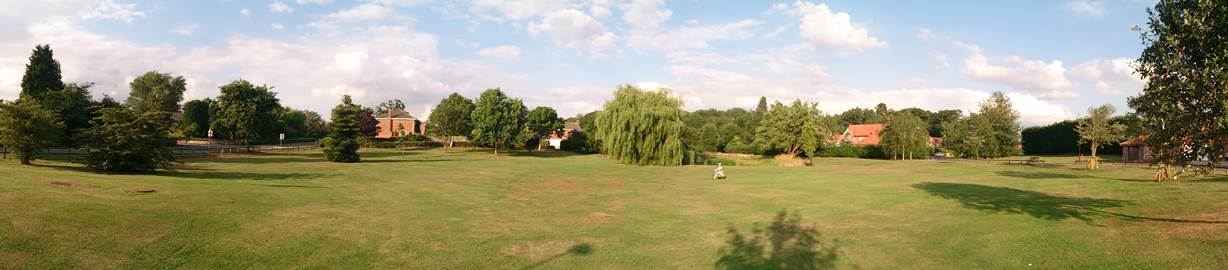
[
  {"xmin": 1088, "ymin": 145, "xmax": 1099, "ymax": 170},
  {"xmin": 19, "ymin": 151, "xmax": 30, "ymax": 165},
  {"xmin": 493, "ymin": 141, "xmax": 499, "ymax": 156}
]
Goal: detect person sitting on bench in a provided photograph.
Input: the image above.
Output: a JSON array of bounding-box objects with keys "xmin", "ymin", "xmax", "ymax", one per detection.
[{"xmin": 713, "ymin": 163, "xmax": 726, "ymax": 180}]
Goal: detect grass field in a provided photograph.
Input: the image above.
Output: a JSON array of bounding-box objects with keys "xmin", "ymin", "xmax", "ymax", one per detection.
[{"xmin": 2, "ymin": 149, "xmax": 1227, "ymax": 269}]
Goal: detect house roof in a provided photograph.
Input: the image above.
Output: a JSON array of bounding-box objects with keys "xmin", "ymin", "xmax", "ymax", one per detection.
[
  {"xmin": 564, "ymin": 121, "xmax": 581, "ymax": 130},
  {"xmin": 376, "ymin": 108, "xmax": 415, "ymax": 119},
  {"xmin": 841, "ymin": 123, "xmax": 885, "ymax": 145},
  {"xmin": 1122, "ymin": 135, "xmax": 1147, "ymax": 146}
]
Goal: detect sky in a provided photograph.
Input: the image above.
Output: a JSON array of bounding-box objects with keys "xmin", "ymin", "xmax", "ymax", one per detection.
[{"xmin": 0, "ymin": 0, "xmax": 1153, "ymax": 126}]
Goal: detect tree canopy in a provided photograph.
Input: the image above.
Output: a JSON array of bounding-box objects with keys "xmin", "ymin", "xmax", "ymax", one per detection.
[
  {"xmin": 323, "ymin": 95, "xmax": 362, "ymax": 162},
  {"xmin": 20, "ymin": 45, "xmax": 64, "ymax": 99},
  {"xmin": 127, "ymin": 71, "xmax": 187, "ymax": 114},
  {"xmin": 470, "ymin": 88, "xmax": 527, "ymax": 155},
  {"xmin": 180, "ymin": 99, "xmax": 213, "ymax": 138},
  {"xmin": 374, "ymin": 99, "xmax": 406, "ymax": 116},
  {"xmin": 0, "ymin": 100, "xmax": 64, "ymax": 165},
  {"xmin": 427, "ymin": 93, "xmax": 476, "ymax": 148},
  {"xmin": 524, "ymin": 106, "xmax": 564, "ymax": 151},
  {"xmin": 79, "ymin": 108, "xmax": 175, "ymax": 172},
  {"xmin": 880, "ymin": 112, "xmax": 930, "ymax": 160},
  {"xmin": 1076, "ymin": 104, "xmax": 1127, "ymax": 170},
  {"xmin": 595, "ymin": 85, "xmax": 688, "ymax": 166},
  {"xmin": 211, "ymin": 80, "xmax": 281, "ymax": 144},
  {"xmin": 754, "ymin": 100, "xmax": 823, "ymax": 157},
  {"xmin": 1129, "ymin": 0, "xmax": 1228, "ymax": 180}
]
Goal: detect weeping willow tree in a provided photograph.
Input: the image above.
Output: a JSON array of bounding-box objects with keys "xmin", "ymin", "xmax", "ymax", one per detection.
[{"xmin": 595, "ymin": 85, "xmax": 688, "ymax": 166}]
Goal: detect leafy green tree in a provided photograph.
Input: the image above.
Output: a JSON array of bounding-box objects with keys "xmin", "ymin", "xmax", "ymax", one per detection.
[
  {"xmin": 1021, "ymin": 120, "xmax": 1080, "ymax": 155},
  {"xmin": 978, "ymin": 91, "xmax": 1021, "ymax": 157},
  {"xmin": 212, "ymin": 80, "xmax": 281, "ymax": 144},
  {"xmin": 0, "ymin": 100, "xmax": 64, "ymax": 165},
  {"xmin": 20, "ymin": 45, "xmax": 64, "ymax": 99},
  {"xmin": 281, "ymin": 109, "xmax": 315, "ymax": 139},
  {"xmin": 1129, "ymin": 0, "xmax": 1228, "ymax": 180},
  {"xmin": 427, "ymin": 93, "xmax": 476, "ymax": 149},
  {"xmin": 754, "ymin": 100, "xmax": 823, "ymax": 158},
  {"xmin": 302, "ymin": 110, "xmax": 328, "ymax": 138},
  {"xmin": 524, "ymin": 106, "xmax": 564, "ymax": 151},
  {"xmin": 880, "ymin": 112, "xmax": 930, "ymax": 160},
  {"xmin": 79, "ymin": 108, "xmax": 175, "ymax": 172},
  {"xmin": 834, "ymin": 107, "xmax": 885, "ymax": 129},
  {"xmin": 578, "ymin": 110, "xmax": 603, "ymax": 153},
  {"xmin": 322, "ymin": 95, "xmax": 362, "ymax": 162},
  {"xmin": 929, "ymin": 109, "xmax": 963, "ymax": 137},
  {"xmin": 942, "ymin": 113, "xmax": 995, "ymax": 159},
  {"xmin": 1076, "ymin": 104, "xmax": 1127, "ymax": 170},
  {"xmin": 36, "ymin": 82, "xmax": 95, "ymax": 145},
  {"xmin": 373, "ymin": 99, "xmax": 406, "ymax": 115},
  {"xmin": 595, "ymin": 85, "xmax": 688, "ymax": 165},
  {"xmin": 470, "ymin": 88, "xmax": 527, "ymax": 155},
  {"xmin": 180, "ymin": 98, "xmax": 213, "ymax": 138},
  {"xmin": 691, "ymin": 123, "xmax": 721, "ymax": 152},
  {"xmin": 127, "ymin": 71, "xmax": 187, "ymax": 114}
]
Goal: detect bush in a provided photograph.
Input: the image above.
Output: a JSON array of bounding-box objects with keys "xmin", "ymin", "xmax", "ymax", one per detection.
[
  {"xmin": 322, "ymin": 137, "xmax": 359, "ymax": 162},
  {"xmin": 368, "ymin": 141, "xmax": 443, "ymax": 148},
  {"xmin": 79, "ymin": 108, "xmax": 175, "ymax": 172},
  {"xmin": 561, "ymin": 130, "xmax": 597, "ymax": 154},
  {"xmin": 817, "ymin": 145, "xmax": 867, "ymax": 158},
  {"xmin": 724, "ymin": 139, "xmax": 762, "ymax": 155}
]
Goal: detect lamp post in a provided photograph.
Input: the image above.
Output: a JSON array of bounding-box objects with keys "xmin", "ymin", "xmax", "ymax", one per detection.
[{"xmin": 207, "ymin": 129, "xmax": 214, "ymax": 156}]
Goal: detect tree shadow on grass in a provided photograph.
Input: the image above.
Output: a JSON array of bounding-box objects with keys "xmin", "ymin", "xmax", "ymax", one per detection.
[
  {"xmin": 505, "ymin": 151, "xmax": 579, "ymax": 158},
  {"xmin": 155, "ymin": 171, "xmax": 332, "ymax": 181},
  {"xmin": 911, "ymin": 182, "xmax": 1228, "ymax": 225},
  {"xmin": 518, "ymin": 243, "xmax": 593, "ymax": 270},
  {"xmin": 716, "ymin": 210, "xmax": 840, "ymax": 270},
  {"xmin": 913, "ymin": 182, "xmax": 1128, "ymax": 223},
  {"xmin": 995, "ymin": 171, "xmax": 1082, "ymax": 179}
]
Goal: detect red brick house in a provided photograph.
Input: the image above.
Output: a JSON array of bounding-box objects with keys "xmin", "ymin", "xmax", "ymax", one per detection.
[
  {"xmin": 834, "ymin": 123, "xmax": 885, "ymax": 145},
  {"xmin": 375, "ymin": 108, "xmax": 424, "ymax": 138}
]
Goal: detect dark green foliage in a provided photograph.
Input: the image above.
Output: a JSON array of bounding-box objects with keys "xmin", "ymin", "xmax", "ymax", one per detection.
[
  {"xmin": 428, "ymin": 93, "xmax": 476, "ymax": 147},
  {"xmin": 212, "ymin": 80, "xmax": 281, "ymax": 144},
  {"xmin": 595, "ymin": 85, "xmax": 687, "ymax": 166},
  {"xmin": 561, "ymin": 130, "xmax": 596, "ymax": 154},
  {"xmin": 323, "ymin": 95, "xmax": 362, "ymax": 162},
  {"xmin": 79, "ymin": 108, "xmax": 175, "ymax": 172},
  {"xmin": 20, "ymin": 45, "xmax": 64, "ymax": 99},
  {"xmin": 0, "ymin": 99, "xmax": 64, "ymax": 165},
  {"xmin": 127, "ymin": 71, "xmax": 187, "ymax": 114},
  {"xmin": 691, "ymin": 123, "xmax": 721, "ymax": 152},
  {"xmin": 34, "ymin": 82, "xmax": 95, "ymax": 146},
  {"xmin": 879, "ymin": 112, "xmax": 930, "ymax": 159},
  {"xmin": 683, "ymin": 108, "xmax": 756, "ymax": 153},
  {"xmin": 525, "ymin": 106, "xmax": 564, "ymax": 151},
  {"xmin": 358, "ymin": 107, "xmax": 380, "ymax": 138},
  {"xmin": 1129, "ymin": 0, "xmax": 1228, "ymax": 175},
  {"xmin": 929, "ymin": 110, "xmax": 962, "ymax": 137},
  {"xmin": 470, "ymin": 88, "xmax": 527, "ymax": 155},
  {"xmin": 754, "ymin": 100, "xmax": 823, "ymax": 157},
  {"xmin": 1022, "ymin": 120, "xmax": 1080, "ymax": 155},
  {"xmin": 724, "ymin": 136, "xmax": 762, "ymax": 155},
  {"xmin": 715, "ymin": 211, "xmax": 838, "ymax": 270},
  {"xmin": 979, "ymin": 92, "xmax": 1022, "ymax": 157},
  {"xmin": 180, "ymin": 99, "xmax": 213, "ymax": 138},
  {"xmin": 817, "ymin": 145, "xmax": 868, "ymax": 158},
  {"xmin": 281, "ymin": 109, "xmax": 325, "ymax": 139},
  {"xmin": 832, "ymin": 107, "xmax": 884, "ymax": 131},
  {"xmin": 577, "ymin": 111, "xmax": 602, "ymax": 152}
]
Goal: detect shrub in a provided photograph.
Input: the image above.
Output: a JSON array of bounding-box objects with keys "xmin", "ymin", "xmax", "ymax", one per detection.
[
  {"xmin": 817, "ymin": 145, "xmax": 867, "ymax": 158},
  {"xmin": 561, "ymin": 130, "xmax": 597, "ymax": 154},
  {"xmin": 79, "ymin": 108, "xmax": 175, "ymax": 172}
]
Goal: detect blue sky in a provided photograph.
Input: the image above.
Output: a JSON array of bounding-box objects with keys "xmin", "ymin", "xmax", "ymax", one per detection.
[{"xmin": 0, "ymin": 0, "xmax": 1153, "ymax": 125}]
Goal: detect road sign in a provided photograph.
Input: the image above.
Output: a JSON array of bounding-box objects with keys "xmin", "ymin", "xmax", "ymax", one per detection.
[{"xmin": 208, "ymin": 129, "xmax": 214, "ymax": 138}]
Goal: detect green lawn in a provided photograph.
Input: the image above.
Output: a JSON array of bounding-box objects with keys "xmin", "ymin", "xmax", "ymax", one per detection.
[{"xmin": 2, "ymin": 149, "xmax": 1227, "ymax": 269}]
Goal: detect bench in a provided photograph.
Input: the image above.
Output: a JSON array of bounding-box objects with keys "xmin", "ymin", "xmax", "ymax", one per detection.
[{"xmin": 1002, "ymin": 158, "xmax": 1045, "ymax": 165}]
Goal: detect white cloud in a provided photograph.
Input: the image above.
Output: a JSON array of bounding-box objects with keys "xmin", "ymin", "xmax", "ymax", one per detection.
[
  {"xmin": 476, "ymin": 45, "xmax": 523, "ymax": 60},
  {"xmin": 782, "ymin": 1, "xmax": 887, "ymax": 51},
  {"xmin": 528, "ymin": 9, "xmax": 619, "ymax": 58},
  {"xmin": 818, "ymin": 88, "xmax": 1074, "ymax": 127},
  {"xmin": 903, "ymin": 76, "xmax": 926, "ymax": 86},
  {"xmin": 590, "ymin": 6, "xmax": 610, "ymax": 18},
  {"xmin": 960, "ymin": 44, "xmax": 1075, "ymax": 98},
  {"xmin": 296, "ymin": 0, "xmax": 334, "ymax": 4},
  {"xmin": 627, "ymin": 19, "xmax": 764, "ymax": 52},
  {"xmin": 1063, "ymin": 0, "xmax": 1106, "ymax": 19},
  {"xmin": 1069, "ymin": 57, "xmax": 1143, "ymax": 95},
  {"xmin": 622, "ymin": 0, "xmax": 672, "ymax": 30},
  {"xmin": 271, "ymin": 23, "xmax": 286, "ymax": 30},
  {"xmin": 240, "ymin": 8, "xmax": 252, "ymax": 18},
  {"xmin": 308, "ymin": 3, "xmax": 398, "ymax": 29},
  {"xmin": 78, "ymin": 0, "xmax": 146, "ymax": 23},
  {"xmin": 170, "ymin": 25, "xmax": 198, "ymax": 36},
  {"xmin": 471, "ymin": 0, "xmax": 569, "ymax": 22},
  {"xmin": 269, "ymin": 0, "xmax": 294, "ymax": 13}
]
